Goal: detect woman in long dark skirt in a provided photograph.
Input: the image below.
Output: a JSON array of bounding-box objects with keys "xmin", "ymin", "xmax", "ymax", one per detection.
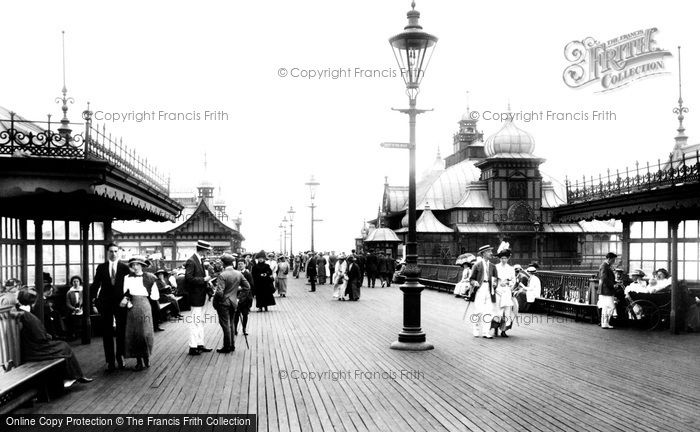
[
  {"xmin": 16, "ymin": 289, "xmax": 93, "ymax": 388},
  {"xmin": 251, "ymin": 250, "xmax": 276, "ymax": 312},
  {"xmin": 121, "ymin": 256, "xmax": 159, "ymax": 371}
]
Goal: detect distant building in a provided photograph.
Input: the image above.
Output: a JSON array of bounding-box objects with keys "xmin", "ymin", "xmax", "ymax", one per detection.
[
  {"xmin": 113, "ymin": 169, "xmax": 244, "ymax": 265},
  {"xmin": 366, "ymin": 106, "xmax": 621, "ymax": 268}
]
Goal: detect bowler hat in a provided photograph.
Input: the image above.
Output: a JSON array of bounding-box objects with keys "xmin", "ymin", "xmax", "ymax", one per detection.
[{"xmin": 605, "ymin": 252, "xmax": 618, "ymax": 260}]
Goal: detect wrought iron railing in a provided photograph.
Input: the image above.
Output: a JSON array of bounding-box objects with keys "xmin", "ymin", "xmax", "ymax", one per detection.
[
  {"xmin": 0, "ymin": 111, "xmax": 169, "ymax": 194},
  {"xmin": 538, "ymin": 270, "xmax": 597, "ymax": 304},
  {"xmin": 565, "ymin": 151, "xmax": 700, "ymax": 203}
]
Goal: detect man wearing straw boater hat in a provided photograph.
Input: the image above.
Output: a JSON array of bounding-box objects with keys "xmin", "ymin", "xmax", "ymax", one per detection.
[
  {"xmin": 469, "ymin": 244, "xmax": 499, "ymax": 338},
  {"xmin": 185, "ymin": 240, "xmax": 214, "ymax": 355}
]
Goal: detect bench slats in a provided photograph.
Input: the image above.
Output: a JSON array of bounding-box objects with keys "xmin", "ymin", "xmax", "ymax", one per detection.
[{"xmin": 0, "ymin": 359, "xmax": 65, "ymax": 393}]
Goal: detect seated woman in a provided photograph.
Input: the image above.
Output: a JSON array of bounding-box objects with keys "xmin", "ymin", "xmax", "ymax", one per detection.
[
  {"xmin": 15, "ymin": 288, "xmax": 93, "ymax": 388},
  {"xmin": 155, "ymin": 269, "xmax": 182, "ymax": 319},
  {"xmin": 649, "ymin": 268, "xmax": 672, "ymax": 293}
]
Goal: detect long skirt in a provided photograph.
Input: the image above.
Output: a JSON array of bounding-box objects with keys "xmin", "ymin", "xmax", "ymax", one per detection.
[
  {"xmin": 125, "ymin": 296, "xmax": 154, "ymax": 359},
  {"xmin": 277, "ymin": 278, "xmax": 288, "ymax": 295},
  {"xmin": 23, "ymin": 341, "xmax": 84, "ymax": 380}
]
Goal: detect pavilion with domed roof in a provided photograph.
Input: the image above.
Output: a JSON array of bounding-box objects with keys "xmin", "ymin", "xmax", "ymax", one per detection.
[{"xmin": 367, "ymin": 106, "xmax": 620, "ymax": 267}]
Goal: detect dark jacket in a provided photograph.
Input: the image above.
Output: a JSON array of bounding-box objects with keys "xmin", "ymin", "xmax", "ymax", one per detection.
[
  {"xmin": 598, "ymin": 261, "xmax": 616, "ymax": 296},
  {"xmin": 90, "ymin": 261, "xmax": 131, "ymax": 307},
  {"xmin": 214, "ymin": 268, "xmax": 250, "ymax": 308},
  {"xmin": 469, "ymin": 259, "xmax": 498, "ymax": 302},
  {"xmin": 251, "ymin": 262, "xmax": 276, "ymax": 308},
  {"xmin": 185, "ymin": 254, "xmax": 209, "ymax": 307},
  {"xmin": 365, "ymin": 253, "xmax": 378, "ymax": 273},
  {"xmin": 306, "ymin": 256, "xmax": 318, "ymax": 277}
]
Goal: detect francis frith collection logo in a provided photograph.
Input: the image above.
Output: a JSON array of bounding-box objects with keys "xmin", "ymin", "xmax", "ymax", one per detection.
[{"xmin": 563, "ymin": 28, "xmax": 672, "ymax": 92}]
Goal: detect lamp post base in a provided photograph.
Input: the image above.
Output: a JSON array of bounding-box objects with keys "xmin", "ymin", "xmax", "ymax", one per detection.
[{"xmin": 390, "ymin": 339, "xmax": 434, "ymax": 351}]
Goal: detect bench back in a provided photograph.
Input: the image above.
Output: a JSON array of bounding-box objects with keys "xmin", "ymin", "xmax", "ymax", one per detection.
[
  {"xmin": 420, "ymin": 264, "xmax": 462, "ymax": 283},
  {"xmin": 0, "ymin": 302, "xmax": 22, "ymax": 373},
  {"xmin": 538, "ymin": 271, "xmax": 597, "ymax": 304}
]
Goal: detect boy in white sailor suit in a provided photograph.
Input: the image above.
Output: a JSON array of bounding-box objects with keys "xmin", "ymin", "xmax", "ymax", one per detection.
[{"xmin": 468, "ymin": 245, "xmax": 499, "ymax": 338}]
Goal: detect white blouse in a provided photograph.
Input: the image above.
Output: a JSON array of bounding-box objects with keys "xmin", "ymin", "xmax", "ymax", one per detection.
[{"xmin": 124, "ymin": 275, "xmax": 159, "ymax": 301}]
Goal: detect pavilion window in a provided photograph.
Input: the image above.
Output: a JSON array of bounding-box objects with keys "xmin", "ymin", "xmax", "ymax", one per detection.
[
  {"xmin": 25, "ymin": 220, "xmax": 107, "ymax": 288},
  {"xmin": 677, "ymin": 220, "xmax": 700, "ymax": 281},
  {"xmin": 629, "ymin": 221, "xmax": 672, "ymax": 277},
  {"xmin": 0, "ymin": 217, "xmax": 22, "ymax": 284}
]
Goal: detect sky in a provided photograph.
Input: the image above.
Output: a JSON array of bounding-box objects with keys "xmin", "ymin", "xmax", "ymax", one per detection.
[{"xmin": 2, "ymin": 0, "xmax": 698, "ymax": 253}]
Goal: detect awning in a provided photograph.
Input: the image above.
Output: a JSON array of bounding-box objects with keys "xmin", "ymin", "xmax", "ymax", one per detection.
[{"xmin": 456, "ymin": 223, "xmax": 500, "ymax": 233}]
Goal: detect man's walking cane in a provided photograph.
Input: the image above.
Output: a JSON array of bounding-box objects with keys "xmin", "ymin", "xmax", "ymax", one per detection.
[{"xmin": 462, "ymin": 284, "xmax": 475, "ymax": 321}]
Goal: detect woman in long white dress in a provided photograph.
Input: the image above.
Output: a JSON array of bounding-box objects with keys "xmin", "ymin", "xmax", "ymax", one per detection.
[
  {"xmin": 494, "ymin": 244, "xmax": 516, "ymax": 337},
  {"xmin": 332, "ymin": 254, "xmax": 348, "ymax": 300}
]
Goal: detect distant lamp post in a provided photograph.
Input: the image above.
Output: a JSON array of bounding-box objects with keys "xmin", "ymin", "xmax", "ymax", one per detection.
[
  {"xmin": 305, "ymin": 175, "xmax": 320, "ymax": 253},
  {"xmin": 278, "ymin": 222, "xmax": 284, "ymax": 254},
  {"xmin": 288, "ymin": 206, "xmax": 296, "ymax": 255},
  {"xmin": 388, "ymin": 1, "xmax": 437, "ymax": 351},
  {"xmin": 282, "ymin": 216, "xmax": 289, "ymax": 255}
]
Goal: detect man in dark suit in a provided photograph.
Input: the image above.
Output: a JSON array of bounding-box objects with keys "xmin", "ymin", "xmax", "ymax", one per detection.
[
  {"xmin": 213, "ymin": 253, "xmax": 250, "ymax": 353},
  {"xmin": 365, "ymin": 251, "xmax": 378, "ymax": 288},
  {"xmin": 306, "ymin": 252, "xmax": 317, "ymax": 292},
  {"xmin": 346, "ymin": 256, "xmax": 362, "ymax": 301},
  {"xmin": 90, "ymin": 242, "xmax": 131, "ymax": 371},
  {"xmin": 185, "ymin": 240, "xmax": 214, "ymax": 355},
  {"xmin": 468, "ymin": 245, "xmax": 498, "ymax": 338},
  {"xmin": 328, "ymin": 252, "xmax": 338, "ymax": 286}
]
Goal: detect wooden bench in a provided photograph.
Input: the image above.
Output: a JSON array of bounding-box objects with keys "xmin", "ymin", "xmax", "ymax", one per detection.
[
  {"xmin": 0, "ymin": 359, "xmax": 65, "ymax": 414},
  {"xmin": 0, "ymin": 304, "xmax": 67, "ymax": 413},
  {"xmin": 418, "ymin": 264, "xmax": 462, "ymax": 293},
  {"xmin": 158, "ymin": 296, "xmax": 183, "ymax": 318}
]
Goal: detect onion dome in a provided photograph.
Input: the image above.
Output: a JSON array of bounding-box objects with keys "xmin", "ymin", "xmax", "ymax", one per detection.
[{"xmin": 484, "ymin": 116, "xmax": 535, "ymax": 157}]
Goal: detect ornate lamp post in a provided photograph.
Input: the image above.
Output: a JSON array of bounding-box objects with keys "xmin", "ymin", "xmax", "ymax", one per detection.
[
  {"xmin": 388, "ymin": 1, "xmax": 437, "ymax": 351},
  {"xmin": 288, "ymin": 206, "xmax": 296, "ymax": 255},
  {"xmin": 305, "ymin": 175, "xmax": 320, "ymax": 253}
]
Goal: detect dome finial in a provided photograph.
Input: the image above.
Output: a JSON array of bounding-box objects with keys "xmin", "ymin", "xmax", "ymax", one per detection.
[{"xmin": 411, "ymin": 1, "xmax": 416, "ymax": 10}]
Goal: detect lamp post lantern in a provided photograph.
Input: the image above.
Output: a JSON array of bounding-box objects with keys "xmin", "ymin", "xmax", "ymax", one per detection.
[
  {"xmin": 305, "ymin": 175, "xmax": 320, "ymax": 253},
  {"xmin": 388, "ymin": 1, "xmax": 437, "ymax": 351},
  {"xmin": 288, "ymin": 206, "xmax": 296, "ymax": 255}
]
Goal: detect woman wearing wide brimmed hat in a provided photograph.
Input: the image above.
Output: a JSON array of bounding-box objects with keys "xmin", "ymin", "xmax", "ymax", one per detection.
[
  {"xmin": 453, "ymin": 253, "xmax": 476, "ymax": 297},
  {"xmin": 252, "ymin": 251, "xmax": 276, "ymax": 311},
  {"xmin": 493, "ymin": 242, "xmax": 516, "ymax": 337},
  {"xmin": 122, "ymin": 256, "xmax": 159, "ymax": 371}
]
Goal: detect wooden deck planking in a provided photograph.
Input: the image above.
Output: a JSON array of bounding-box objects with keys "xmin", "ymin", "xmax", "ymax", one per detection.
[{"xmin": 14, "ymin": 278, "xmax": 700, "ymax": 432}]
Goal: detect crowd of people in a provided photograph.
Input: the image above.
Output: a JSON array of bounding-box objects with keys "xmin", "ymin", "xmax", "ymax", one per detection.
[{"xmin": 3, "ymin": 238, "xmax": 699, "ymax": 392}]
